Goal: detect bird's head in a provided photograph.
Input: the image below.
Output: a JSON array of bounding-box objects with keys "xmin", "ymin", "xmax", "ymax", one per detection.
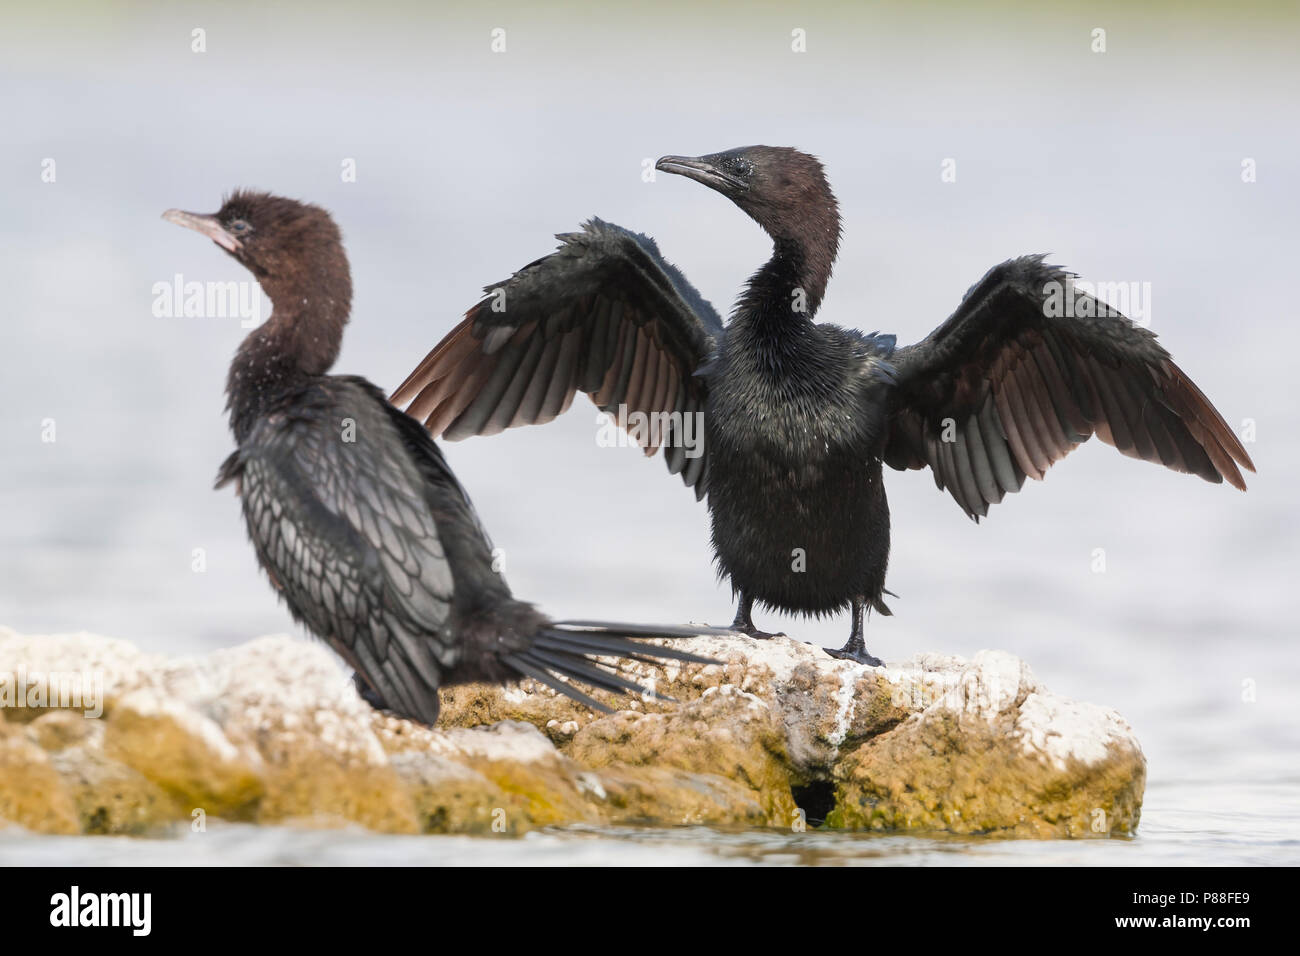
[
  {"xmin": 655, "ymin": 146, "xmax": 840, "ymax": 249},
  {"xmin": 162, "ymin": 189, "xmax": 352, "ymax": 339},
  {"xmin": 657, "ymin": 145, "xmax": 841, "ymax": 311},
  {"xmin": 163, "ymin": 191, "xmax": 348, "ymax": 290}
]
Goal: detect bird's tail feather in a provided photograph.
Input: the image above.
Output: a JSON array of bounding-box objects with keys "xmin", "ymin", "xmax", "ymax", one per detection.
[{"xmin": 501, "ymin": 621, "xmax": 726, "ymax": 713}]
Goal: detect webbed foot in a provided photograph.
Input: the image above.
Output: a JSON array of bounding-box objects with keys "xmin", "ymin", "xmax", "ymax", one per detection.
[{"xmin": 826, "ymin": 643, "xmax": 884, "ymax": 667}]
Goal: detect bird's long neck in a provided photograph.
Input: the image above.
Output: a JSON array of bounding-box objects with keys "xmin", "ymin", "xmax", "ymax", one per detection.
[
  {"xmin": 733, "ymin": 228, "xmax": 837, "ymax": 346},
  {"xmin": 226, "ymin": 250, "xmax": 352, "ymax": 442}
]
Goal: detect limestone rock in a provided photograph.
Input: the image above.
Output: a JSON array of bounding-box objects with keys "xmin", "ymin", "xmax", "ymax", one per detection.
[
  {"xmin": 0, "ymin": 625, "xmax": 1145, "ymax": 836},
  {"xmin": 0, "ymin": 720, "xmax": 82, "ymax": 834},
  {"xmin": 826, "ymin": 650, "xmax": 1146, "ymax": 836}
]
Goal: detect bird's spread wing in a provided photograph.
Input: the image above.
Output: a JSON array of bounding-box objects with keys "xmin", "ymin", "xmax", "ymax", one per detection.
[
  {"xmin": 218, "ymin": 381, "xmax": 458, "ymax": 723},
  {"xmin": 881, "ymin": 256, "xmax": 1255, "ymax": 519},
  {"xmin": 391, "ymin": 219, "xmax": 723, "ymax": 499}
]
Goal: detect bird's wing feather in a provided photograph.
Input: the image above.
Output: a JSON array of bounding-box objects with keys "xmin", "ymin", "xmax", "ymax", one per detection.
[
  {"xmin": 391, "ymin": 219, "xmax": 722, "ymax": 499},
  {"xmin": 362, "ymin": 377, "xmax": 501, "ymax": 558},
  {"xmin": 219, "ymin": 381, "xmax": 458, "ymax": 723},
  {"xmin": 882, "ymin": 255, "xmax": 1254, "ymax": 519}
]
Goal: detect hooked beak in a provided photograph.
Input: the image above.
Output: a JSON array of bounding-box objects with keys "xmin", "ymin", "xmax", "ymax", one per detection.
[
  {"xmin": 162, "ymin": 208, "xmax": 242, "ymax": 253},
  {"xmin": 655, "ymin": 155, "xmax": 747, "ymax": 193}
]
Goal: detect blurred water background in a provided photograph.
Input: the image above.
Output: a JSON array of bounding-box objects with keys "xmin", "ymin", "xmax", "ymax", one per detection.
[{"xmin": 1, "ymin": 0, "xmax": 1297, "ymax": 864}]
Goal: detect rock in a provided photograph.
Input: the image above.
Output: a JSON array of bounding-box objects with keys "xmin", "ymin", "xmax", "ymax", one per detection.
[
  {"xmin": 38, "ymin": 714, "xmax": 183, "ymax": 835},
  {"xmin": 566, "ymin": 685, "xmax": 798, "ymax": 824},
  {"xmin": 105, "ymin": 691, "xmax": 264, "ymax": 818},
  {"xmin": 826, "ymin": 651, "xmax": 1146, "ymax": 836},
  {"xmin": 0, "ymin": 625, "xmax": 1145, "ymax": 836},
  {"xmin": 0, "ymin": 720, "xmax": 82, "ymax": 835}
]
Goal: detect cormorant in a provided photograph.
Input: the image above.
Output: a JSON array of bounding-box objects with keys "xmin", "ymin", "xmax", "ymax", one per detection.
[
  {"xmin": 391, "ymin": 146, "xmax": 1255, "ymax": 666},
  {"xmin": 163, "ymin": 192, "xmax": 720, "ymax": 725}
]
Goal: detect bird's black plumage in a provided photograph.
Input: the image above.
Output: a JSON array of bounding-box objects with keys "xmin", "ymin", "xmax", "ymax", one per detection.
[
  {"xmin": 164, "ymin": 192, "xmax": 719, "ymax": 725},
  {"xmin": 396, "ymin": 219, "xmax": 722, "ymax": 497},
  {"xmin": 392, "ymin": 145, "xmax": 1256, "ymax": 666}
]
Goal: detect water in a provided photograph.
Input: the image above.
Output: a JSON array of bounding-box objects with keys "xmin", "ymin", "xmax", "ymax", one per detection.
[{"xmin": 1, "ymin": 1, "xmax": 1297, "ymax": 864}]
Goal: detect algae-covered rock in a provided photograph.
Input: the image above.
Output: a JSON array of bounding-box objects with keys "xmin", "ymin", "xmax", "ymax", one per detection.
[
  {"xmin": 826, "ymin": 651, "xmax": 1146, "ymax": 836},
  {"xmin": 25, "ymin": 710, "xmax": 182, "ymax": 834},
  {"xmin": 0, "ymin": 720, "xmax": 82, "ymax": 834},
  {"xmin": 0, "ymin": 625, "xmax": 1145, "ymax": 837},
  {"xmin": 567, "ymin": 685, "xmax": 798, "ymax": 824}
]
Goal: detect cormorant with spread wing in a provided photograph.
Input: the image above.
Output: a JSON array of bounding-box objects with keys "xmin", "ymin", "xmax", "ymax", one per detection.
[
  {"xmin": 393, "ymin": 146, "xmax": 1255, "ymax": 666},
  {"xmin": 163, "ymin": 192, "xmax": 719, "ymax": 725}
]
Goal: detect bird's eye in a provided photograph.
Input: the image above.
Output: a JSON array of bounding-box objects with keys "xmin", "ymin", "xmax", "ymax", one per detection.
[{"xmin": 229, "ymin": 219, "xmax": 251, "ymax": 234}]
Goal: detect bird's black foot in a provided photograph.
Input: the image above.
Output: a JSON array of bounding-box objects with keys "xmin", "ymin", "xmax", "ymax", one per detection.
[
  {"xmin": 827, "ymin": 597, "xmax": 884, "ymax": 666},
  {"xmin": 729, "ymin": 623, "xmax": 788, "ymax": 641},
  {"xmin": 826, "ymin": 643, "xmax": 884, "ymax": 667},
  {"xmin": 724, "ymin": 593, "xmax": 785, "ymax": 640}
]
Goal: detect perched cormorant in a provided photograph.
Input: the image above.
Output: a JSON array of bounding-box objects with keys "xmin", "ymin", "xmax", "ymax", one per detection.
[
  {"xmin": 392, "ymin": 146, "xmax": 1255, "ymax": 666},
  {"xmin": 163, "ymin": 192, "xmax": 720, "ymax": 725}
]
